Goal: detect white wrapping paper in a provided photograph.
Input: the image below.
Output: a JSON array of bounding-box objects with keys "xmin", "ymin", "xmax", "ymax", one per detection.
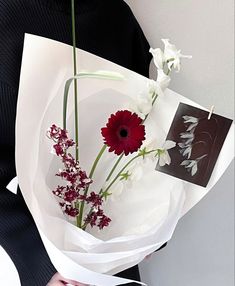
[{"xmin": 15, "ymin": 34, "xmax": 234, "ymax": 286}]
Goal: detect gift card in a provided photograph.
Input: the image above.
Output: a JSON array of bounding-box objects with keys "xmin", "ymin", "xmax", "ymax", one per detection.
[{"xmin": 156, "ymin": 103, "xmax": 233, "ymax": 187}]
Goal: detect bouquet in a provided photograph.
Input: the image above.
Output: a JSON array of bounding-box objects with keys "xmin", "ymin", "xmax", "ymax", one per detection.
[{"xmin": 14, "ymin": 6, "xmax": 234, "ymax": 285}]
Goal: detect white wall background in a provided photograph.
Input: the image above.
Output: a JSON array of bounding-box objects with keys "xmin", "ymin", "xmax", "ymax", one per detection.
[{"xmin": 124, "ymin": 0, "xmax": 234, "ymax": 285}]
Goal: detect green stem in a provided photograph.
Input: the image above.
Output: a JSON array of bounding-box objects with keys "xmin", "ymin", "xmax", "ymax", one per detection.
[
  {"xmin": 151, "ymin": 92, "xmax": 158, "ymax": 106},
  {"xmin": 71, "ymin": 0, "xmax": 79, "ymax": 161},
  {"xmin": 77, "ymin": 145, "xmax": 107, "ymax": 227},
  {"xmin": 102, "ymin": 149, "xmax": 157, "ymax": 196},
  {"xmin": 89, "ymin": 145, "xmax": 107, "ymax": 179},
  {"xmin": 106, "ymin": 154, "xmax": 124, "ymax": 181},
  {"xmin": 139, "ymin": 91, "xmax": 158, "ymax": 124}
]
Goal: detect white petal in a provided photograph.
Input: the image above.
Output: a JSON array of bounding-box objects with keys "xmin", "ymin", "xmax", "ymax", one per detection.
[
  {"xmin": 180, "ymin": 53, "xmax": 192, "ymax": 59},
  {"xmin": 180, "ymin": 132, "xmax": 194, "ymax": 139},
  {"xmin": 182, "ymin": 115, "xmax": 198, "ymax": 124},
  {"xmin": 162, "ymin": 39, "xmax": 171, "ymax": 49},
  {"xmin": 187, "ymin": 122, "xmax": 198, "ymax": 131},
  {"xmin": 178, "ymin": 142, "xmax": 187, "ymax": 148},
  {"xmin": 159, "ymin": 155, "xmax": 166, "ymax": 166},
  {"xmin": 191, "ymin": 164, "xmax": 198, "ymax": 176},
  {"xmin": 182, "ymin": 146, "xmax": 192, "ymax": 157},
  {"xmin": 186, "ymin": 161, "xmax": 196, "ymax": 168},
  {"xmin": 163, "ymin": 140, "xmax": 176, "ymax": 150},
  {"xmin": 185, "ymin": 137, "xmax": 194, "ymax": 145},
  {"xmin": 163, "ymin": 151, "xmax": 171, "ymax": 165},
  {"xmin": 181, "ymin": 160, "xmax": 190, "ymax": 166},
  {"xmin": 127, "ymin": 101, "xmax": 146, "ymax": 120}
]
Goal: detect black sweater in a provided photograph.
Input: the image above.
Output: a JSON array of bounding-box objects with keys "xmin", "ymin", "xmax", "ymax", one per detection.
[{"xmin": 0, "ymin": 0, "xmax": 152, "ymax": 285}]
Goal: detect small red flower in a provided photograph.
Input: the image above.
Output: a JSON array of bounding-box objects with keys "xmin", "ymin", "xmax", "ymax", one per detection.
[
  {"xmin": 98, "ymin": 215, "xmax": 112, "ymax": 229},
  {"xmin": 86, "ymin": 192, "xmax": 103, "ymax": 207},
  {"xmin": 64, "ymin": 189, "xmax": 78, "ymax": 202},
  {"xmin": 101, "ymin": 110, "xmax": 145, "ymax": 155}
]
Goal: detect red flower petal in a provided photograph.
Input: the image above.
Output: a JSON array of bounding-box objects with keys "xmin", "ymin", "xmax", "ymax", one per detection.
[{"xmin": 101, "ymin": 110, "xmax": 145, "ymax": 155}]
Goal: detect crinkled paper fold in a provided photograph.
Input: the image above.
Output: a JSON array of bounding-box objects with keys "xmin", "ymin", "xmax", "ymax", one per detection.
[{"xmin": 15, "ymin": 34, "xmax": 234, "ymax": 286}]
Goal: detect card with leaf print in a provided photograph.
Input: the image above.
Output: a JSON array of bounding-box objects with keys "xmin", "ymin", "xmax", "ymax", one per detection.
[{"xmin": 156, "ymin": 103, "xmax": 233, "ymax": 187}]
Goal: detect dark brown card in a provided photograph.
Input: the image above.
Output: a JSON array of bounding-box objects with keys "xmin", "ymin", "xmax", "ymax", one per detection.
[{"xmin": 156, "ymin": 103, "xmax": 233, "ymax": 187}]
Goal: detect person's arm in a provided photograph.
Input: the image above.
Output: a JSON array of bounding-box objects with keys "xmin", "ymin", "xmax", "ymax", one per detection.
[{"xmin": 0, "ymin": 185, "xmax": 57, "ymax": 285}]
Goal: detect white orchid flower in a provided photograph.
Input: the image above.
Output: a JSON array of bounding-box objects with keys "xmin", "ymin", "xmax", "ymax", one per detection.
[
  {"xmin": 149, "ymin": 47, "xmax": 165, "ymax": 70},
  {"xmin": 127, "ymin": 80, "xmax": 157, "ymax": 119},
  {"xmin": 128, "ymin": 97, "xmax": 152, "ymax": 120},
  {"xmin": 162, "ymin": 39, "xmax": 192, "ymax": 72},
  {"xmin": 157, "ymin": 140, "xmax": 176, "ymax": 166}
]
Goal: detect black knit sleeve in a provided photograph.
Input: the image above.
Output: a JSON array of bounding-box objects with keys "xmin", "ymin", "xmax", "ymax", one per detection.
[
  {"xmin": 131, "ymin": 16, "xmax": 152, "ymax": 78},
  {"xmin": 0, "ymin": 80, "xmax": 56, "ymax": 285},
  {"xmin": 116, "ymin": 0, "xmax": 152, "ymax": 78},
  {"xmin": 0, "ymin": 188, "xmax": 57, "ymax": 285},
  {"xmin": 0, "ymin": 82, "xmax": 17, "ymax": 187}
]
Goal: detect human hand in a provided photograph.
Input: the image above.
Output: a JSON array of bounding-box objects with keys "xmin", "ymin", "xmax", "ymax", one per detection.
[
  {"xmin": 145, "ymin": 254, "xmax": 152, "ymax": 260},
  {"xmin": 47, "ymin": 272, "xmax": 88, "ymax": 286}
]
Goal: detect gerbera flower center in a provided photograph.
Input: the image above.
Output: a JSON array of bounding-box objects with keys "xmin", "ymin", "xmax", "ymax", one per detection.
[{"xmin": 119, "ymin": 128, "xmax": 128, "ymax": 138}]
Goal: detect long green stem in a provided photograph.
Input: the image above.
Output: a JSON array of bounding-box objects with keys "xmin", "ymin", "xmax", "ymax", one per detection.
[
  {"xmin": 89, "ymin": 145, "xmax": 107, "ymax": 179},
  {"xmin": 71, "ymin": 0, "xmax": 79, "ymax": 161},
  {"xmin": 106, "ymin": 154, "xmax": 124, "ymax": 181},
  {"xmin": 77, "ymin": 145, "xmax": 107, "ymax": 227}
]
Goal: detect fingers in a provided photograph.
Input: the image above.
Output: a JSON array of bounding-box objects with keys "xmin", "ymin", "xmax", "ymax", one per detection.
[
  {"xmin": 47, "ymin": 273, "xmax": 65, "ymax": 286},
  {"xmin": 47, "ymin": 272, "xmax": 88, "ymax": 286},
  {"xmin": 145, "ymin": 254, "xmax": 152, "ymax": 260},
  {"xmin": 64, "ymin": 281, "xmax": 88, "ymax": 286}
]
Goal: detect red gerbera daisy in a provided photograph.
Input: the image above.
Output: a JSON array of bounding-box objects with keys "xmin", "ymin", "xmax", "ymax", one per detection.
[{"xmin": 101, "ymin": 110, "xmax": 145, "ymax": 155}]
